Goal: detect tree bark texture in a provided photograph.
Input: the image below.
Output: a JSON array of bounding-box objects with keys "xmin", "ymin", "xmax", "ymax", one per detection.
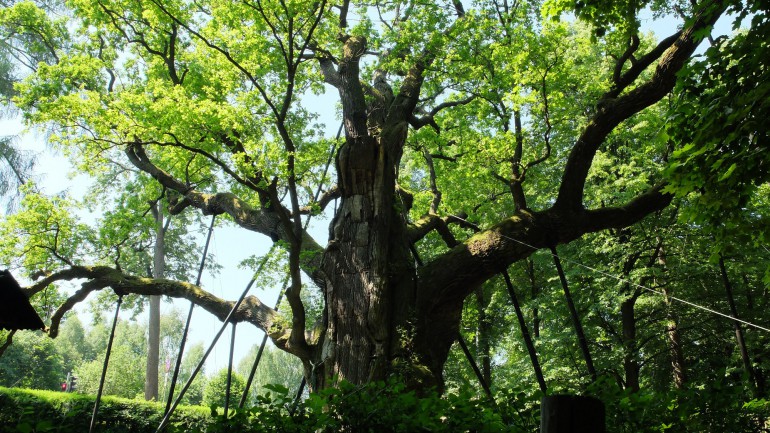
[{"xmin": 312, "ymin": 35, "xmax": 419, "ymax": 389}]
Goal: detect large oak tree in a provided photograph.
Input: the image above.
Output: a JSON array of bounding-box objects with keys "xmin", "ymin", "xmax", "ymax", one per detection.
[{"xmin": 3, "ymin": 0, "xmax": 760, "ymax": 392}]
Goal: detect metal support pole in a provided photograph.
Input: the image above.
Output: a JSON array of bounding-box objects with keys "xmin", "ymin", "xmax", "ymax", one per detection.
[{"xmin": 89, "ymin": 293, "xmax": 123, "ymax": 433}]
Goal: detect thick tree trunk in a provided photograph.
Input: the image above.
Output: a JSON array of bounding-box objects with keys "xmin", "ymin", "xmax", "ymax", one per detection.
[
  {"xmin": 315, "ymin": 155, "xmax": 418, "ymax": 388},
  {"xmin": 311, "ymin": 35, "xmax": 433, "ymax": 390},
  {"xmin": 313, "ymin": 73, "xmax": 418, "ymax": 387}
]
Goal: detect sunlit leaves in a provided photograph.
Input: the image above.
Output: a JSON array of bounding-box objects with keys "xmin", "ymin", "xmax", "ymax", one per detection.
[
  {"xmin": 0, "ymin": 183, "xmax": 95, "ymax": 271},
  {"xmin": 664, "ymin": 6, "xmax": 770, "ymax": 241},
  {"xmin": 541, "ymin": 0, "xmax": 690, "ymax": 37},
  {"xmin": 0, "ymin": 1, "xmax": 68, "ymax": 68},
  {"xmin": 10, "ymin": 0, "xmax": 336, "ymax": 210}
]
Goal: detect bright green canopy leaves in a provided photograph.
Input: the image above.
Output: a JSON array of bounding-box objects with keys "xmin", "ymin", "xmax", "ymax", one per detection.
[
  {"xmin": 11, "ymin": 0, "xmax": 334, "ymax": 202},
  {"xmin": 664, "ymin": 2, "xmax": 769, "ymax": 240},
  {"xmin": 0, "ymin": 0, "xmax": 68, "ymax": 69},
  {"xmin": 542, "ymin": 0, "xmax": 690, "ymax": 36},
  {"xmin": 0, "ymin": 184, "xmax": 95, "ymax": 271}
]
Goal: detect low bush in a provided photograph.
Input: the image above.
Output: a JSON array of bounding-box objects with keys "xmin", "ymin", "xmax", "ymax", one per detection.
[
  {"xmin": 0, "ymin": 387, "xmax": 210, "ymax": 433},
  {"xmin": 201, "ymin": 380, "xmax": 516, "ymax": 433},
  {"xmin": 1, "ymin": 380, "xmax": 515, "ymax": 433}
]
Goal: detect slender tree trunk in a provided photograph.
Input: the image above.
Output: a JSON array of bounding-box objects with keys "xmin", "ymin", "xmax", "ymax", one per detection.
[
  {"xmin": 551, "ymin": 246, "xmax": 597, "ymax": 382},
  {"xmin": 718, "ymin": 255, "xmax": 756, "ymax": 393},
  {"xmin": 742, "ymin": 274, "xmax": 755, "ymax": 311},
  {"xmin": 475, "ymin": 287, "xmax": 492, "ymax": 386},
  {"xmin": 618, "ymin": 250, "xmax": 642, "ymax": 393},
  {"xmin": 146, "ymin": 202, "xmax": 167, "ymax": 401},
  {"xmin": 742, "ymin": 274, "xmax": 766, "ymax": 396},
  {"xmin": 526, "ymin": 259, "xmax": 541, "ymax": 339},
  {"xmin": 620, "ymin": 292, "xmax": 640, "ymax": 392},
  {"xmin": 656, "ymin": 240, "xmax": 686, "ymax": 388},
  {"xmin": 146, "ymin": 295, "xmax": 160, "ymax": 401}
]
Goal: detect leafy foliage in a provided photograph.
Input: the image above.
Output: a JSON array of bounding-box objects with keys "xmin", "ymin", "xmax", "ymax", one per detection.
[
  {"xmin": 1, "ymin": 379, "xmax": 514, "ymax": 433},
  {"xmin": 236, "ymin": 343, "xmax": 303, "ymax": 405},
  {"xmin": 664, "ymin": 2, "xmax": 770, "ymax": 235},
  {"xmin": 0, "ymin": 331, "xmax": 63, "ymax": 390},
  {"xmin": 198, "ymin": 378, "xmax": 512, "ymax": 433},
  {"xmin": 0, "ymin": 386, "xmax": 210, "ymax": 433},
  {"xmin": 202, "ymin": 368, "xmax": 246, "ymax": 410}
]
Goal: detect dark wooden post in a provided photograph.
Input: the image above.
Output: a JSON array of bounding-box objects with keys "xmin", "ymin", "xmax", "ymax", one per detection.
[{"xmin": 541, "ymin": 395, "xmax": 605, "ymax": 433}]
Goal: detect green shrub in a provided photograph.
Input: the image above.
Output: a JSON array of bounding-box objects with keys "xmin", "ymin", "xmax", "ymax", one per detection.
[
  {"xmin": 586, "ymin": 375, "xmax": 770, "ymax": 433},
  {"xmin": 200, "ymin": 379, "xmax": 517, "ymax": 433},
  {"xmin": 1, "ymin": 380, "xmax": 522, "ymax": 433},
  {"xmin": 202, "ymin": 369, "xmax": 246, "ymax": 409},
  {"xmin": 0, "ymin": 386, "xmax": 210, "ymax": 433}
]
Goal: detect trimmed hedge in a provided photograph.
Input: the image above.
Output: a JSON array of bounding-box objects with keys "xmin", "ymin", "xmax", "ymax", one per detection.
[
  {"xmin": 0, "ymin": 381, "xmax": 517, "ymax": 433},
  {"xmin": 0, "ymin": 387, "xmax": 211, "ymax": 433}
]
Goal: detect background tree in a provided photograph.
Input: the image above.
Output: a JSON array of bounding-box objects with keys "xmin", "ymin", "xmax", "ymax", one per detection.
[
  {"xmin": 236, "ymin": 343, "xmax": 304, "ymax": 404},
  {"xmin": 0, "ymin": 330, "xmax": 64, "ymax": 389},
  {"xmin": 68, "ymin": 310, "xmax": 188, "ymax": 399},
  {"xmin": 176, "ymin": 341, "xmax": 207, "ymax": 406},
  {"xmin": 53, "ymin": 314, "xmax": 92, "ymax": 377},
  {"xmin": 202, "ymin": 368, "xmax": 246, "ymax": 409},
  {"xmin": 76, "ymin": 343, "xmax": 146, "ymax": 398},
  {"xmin": 0, "ymin": 0, "xmax": 53, "ymax": 210}
]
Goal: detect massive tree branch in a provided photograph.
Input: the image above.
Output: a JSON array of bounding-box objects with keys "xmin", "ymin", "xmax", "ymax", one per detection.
[
  {"xmin": 338, "ymin": 36, "xmax": 369, "ymax": 139},
  {"xmin": 554, "ymin": 2, "xmax": 725, "ymax": 211},
  {"xmin": 24, "ymin": 266, "xmax": 299, "ymax": 353},
  {"xmin": 124, "ymin": 142, "xmax": 325, "ymax": 274},
  {"xmin": 299, "ymin": 185, "xmax": 340, "ymax": 214},
  {"xmin": 609, "ymin": 31, "xmax": 680, "ymax": 98},
  {"xmin": 419, "ymin": 185, "xmax": 672, "ymax": 310},
  {"xmin": 318, "ymin": 55, "xmax": 341, "ymax": 87}
]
